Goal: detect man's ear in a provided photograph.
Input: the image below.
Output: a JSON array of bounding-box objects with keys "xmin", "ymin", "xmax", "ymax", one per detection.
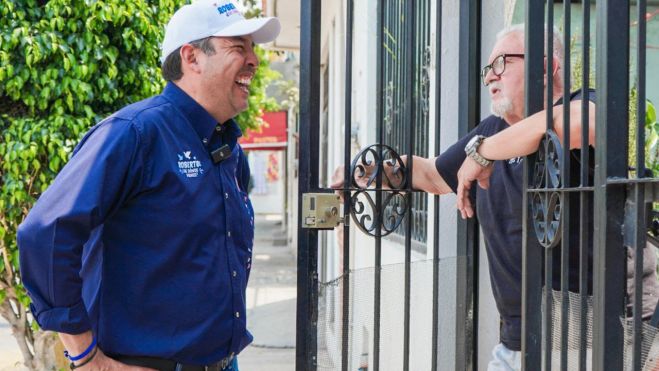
[
  {"xmin": 542, "ymin": 55, "xmax": 560, "ymax": 86},
  {"xmin": 180, "ymin": 44, "xmax": 202, "ymax": 74}
]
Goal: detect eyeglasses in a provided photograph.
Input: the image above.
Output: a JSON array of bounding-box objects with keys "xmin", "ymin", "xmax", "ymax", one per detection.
[{"xmin": 481, "ymin": 54, "xmax": 525, "ymax": 86}]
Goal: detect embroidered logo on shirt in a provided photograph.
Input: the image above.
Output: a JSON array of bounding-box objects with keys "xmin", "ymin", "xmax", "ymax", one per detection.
[
  {"xmin": 508, "ymin": 157, "xmax": 523, "ymax": 165},
  {"xmin": 177, "ymin": 151, "xmax": 204, "ymax": 178}
]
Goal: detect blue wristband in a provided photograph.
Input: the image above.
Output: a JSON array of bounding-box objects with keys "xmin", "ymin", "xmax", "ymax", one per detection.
[{"xmin": 64, "ymin": 337, "xmax": 97, "ymax": 362}]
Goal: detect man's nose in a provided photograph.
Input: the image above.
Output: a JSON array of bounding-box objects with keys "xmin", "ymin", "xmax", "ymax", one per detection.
[
  {"xmin": 246, "ymin": 46, "xmax": 258, "ymax": 69},
  {"xmin": 484, "ymin": 68, "xmax": 498, "ymax": 86}
]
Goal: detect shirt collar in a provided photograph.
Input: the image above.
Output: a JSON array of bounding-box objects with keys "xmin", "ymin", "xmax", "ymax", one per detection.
[{"xmin": 162, "ymin": 82, "xmax": 243, "ymax": 146}]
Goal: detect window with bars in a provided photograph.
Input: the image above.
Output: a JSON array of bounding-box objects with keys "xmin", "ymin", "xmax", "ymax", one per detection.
[{"xmin": 380, "ymin": 0, "xmax": 431, "ymax": 246}]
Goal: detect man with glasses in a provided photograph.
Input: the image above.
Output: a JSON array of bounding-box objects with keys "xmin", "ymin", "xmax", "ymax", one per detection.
[
  {"xmin": 331, "ymin": 23, "xmax": 658, "ymax": 370},
  {"xmin": 350, "ymin": 24, "xmax": 596, "ymax": 370}
]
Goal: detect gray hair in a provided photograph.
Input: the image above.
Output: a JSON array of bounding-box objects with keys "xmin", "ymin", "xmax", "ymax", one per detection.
[
  {"xmin": 161, "ymin": 37, "xmax": 217, "ymax": 81},
  {"xmin": 496, "ymin": 23, "xmax": 564, "ymax": 64}
]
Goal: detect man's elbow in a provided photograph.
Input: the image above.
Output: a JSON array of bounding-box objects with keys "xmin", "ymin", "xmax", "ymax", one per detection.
[{"xmin": 16, "ymin": 212, "xmax": 41, "ymax": 256}]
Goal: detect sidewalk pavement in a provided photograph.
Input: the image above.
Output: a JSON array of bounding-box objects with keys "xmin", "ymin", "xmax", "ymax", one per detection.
[
  {"xmin": 0, "ymin": 214, "xmax": 296, "ymax": 371},
  {"xmin": 241, "ymin": 214, "xmax": 296, "ymax": 370}
]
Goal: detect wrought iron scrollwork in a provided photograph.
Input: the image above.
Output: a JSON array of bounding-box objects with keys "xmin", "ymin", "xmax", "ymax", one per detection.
[
  {"xmin": 350, "ymin": 144, "xmax": 407, "ymax": 189},
  {"xmin": 349, "ymin": 144, "xmax": 408, "ymax": 237},
  {"xmin": 420, "ymin": 45, "xmax": 432, "ymax": 118},
  {"xmin": 530, "ymin": 130, "xmax": 564, "ymax": 248}
]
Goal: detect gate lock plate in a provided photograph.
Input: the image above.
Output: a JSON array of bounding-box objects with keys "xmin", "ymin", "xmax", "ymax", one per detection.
[{"xmin": 302, "ymin": 193, "xmax": 342, "ymax": 229}]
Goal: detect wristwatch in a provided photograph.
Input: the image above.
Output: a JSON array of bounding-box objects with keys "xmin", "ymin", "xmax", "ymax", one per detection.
[{"xmin": 464, "ymin": 135, "xmax": 492, "ymax": 167}]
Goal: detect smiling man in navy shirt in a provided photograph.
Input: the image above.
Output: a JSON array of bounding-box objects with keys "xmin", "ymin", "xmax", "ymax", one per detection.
[{"xmin": 17, "ymin": 1, "xmax": 280, "ymax": 370}]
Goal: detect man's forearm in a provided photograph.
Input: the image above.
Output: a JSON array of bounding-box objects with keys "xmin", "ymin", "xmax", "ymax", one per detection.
[
  {"xmin": 478, "ymin": 109, "xmax": 548, "ymax": 160},
  {"xmin": 406, "ymin": 155, "xmax": 452, "ymax": 195},
  {"xmin": 478, "ymin": 100, "xmax": 596, "ymax": 161}
]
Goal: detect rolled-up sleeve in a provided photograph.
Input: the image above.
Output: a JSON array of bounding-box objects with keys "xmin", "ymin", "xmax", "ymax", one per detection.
[{"xmin": 17, "ymin": 117, "xmax": 144, "ymax": 334}]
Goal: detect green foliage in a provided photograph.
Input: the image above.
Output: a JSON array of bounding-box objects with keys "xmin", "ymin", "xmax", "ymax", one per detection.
[
  {"xmin": 0, "ymin": 0, "xmax": 182, "ymax": 313},
  {"xmin": 644, "ymin": 101, "xmax": 659, "ymax": 175},
  {"xmin": 629, "ymin": 87, "xmax": 659, "ymax": 177},
  {"xmin": 571, "ymin": 45, "xmax": 657, "ymax": 176}
]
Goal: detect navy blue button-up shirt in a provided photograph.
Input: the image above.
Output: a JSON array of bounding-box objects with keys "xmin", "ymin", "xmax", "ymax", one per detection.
[{"xmin": 17, "ymin": 82, "xmax": 255, "ymax": 364}]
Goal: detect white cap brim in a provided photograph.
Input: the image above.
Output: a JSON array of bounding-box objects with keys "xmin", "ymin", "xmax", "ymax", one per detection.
[{"xmin": 213, "ymin": 17, "xmax": 281, "ymax": 44}]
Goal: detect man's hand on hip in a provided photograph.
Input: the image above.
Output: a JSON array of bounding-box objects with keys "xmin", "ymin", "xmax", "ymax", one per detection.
[{"xmin": 456, "ymin": 156, "xmax": 493, "ymax": 219}]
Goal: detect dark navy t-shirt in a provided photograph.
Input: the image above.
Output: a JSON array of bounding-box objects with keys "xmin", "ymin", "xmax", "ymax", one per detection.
[{"xmin": 435, "ymin": 89, "xmax": 595, "ymax": 350}]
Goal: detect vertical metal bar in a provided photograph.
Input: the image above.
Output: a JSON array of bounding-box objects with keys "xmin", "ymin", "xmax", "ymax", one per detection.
[
  {"xmin": 431, "ymin": 1, "xmax": 442, "ymax": 369},
  {"xmin": 560, "ymin": 2, "xmax": 571, "ymax": 370},
  {"xmin": 296, "ymin": 1, "xmax": 321, "ymax": 370},
  {"xmin": 632, "ymin": 3, "xmax": 647, "ymax": 370},
  {"xmin": 403, "ymin": 1, "xmax": 416, "ymax": 370},
  {"xmin": 544, "ymin": 4, "xmax": 555, "ymax": 371},
  {"xmin": 578, "ymin": 2, "xmax": 591, "ymax": 370},
  {"xmin": 373, "ymin": 0, "xmax": 384, "ymax": 368},
  {"xmin": 632, "ymin": 184, "xmax": 646, "ymax": 371},
  {"xmin": 593, "ymin": 0, "xmax": 630, "ymax": 369},
  {"xmin": 544, "ymin": 240, "xmax": 554, "ymax": 371},
  {"xmin": 455, "ymin": 0, "xmax": 480, "ymax": 370},
  {"xmin": 341, "ymin": 0, "xmax": 354, "ymax": 370},
  {"xmin": 522, "ymin": 0, "xmax": 545, "ymax": 369},
  {"xmin": 637, "ymin": 0, "xmax": 647, "ymax": 177}
]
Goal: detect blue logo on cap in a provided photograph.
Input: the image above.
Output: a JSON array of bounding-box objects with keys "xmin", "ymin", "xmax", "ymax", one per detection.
[{"xmin": 217, "ymin": 3, "xmax": 238, "ymax": 16}]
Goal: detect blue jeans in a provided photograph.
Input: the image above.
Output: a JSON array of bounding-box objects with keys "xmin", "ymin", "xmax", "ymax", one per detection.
[{"xmin": 228, "ymin": 357, "xmax": 239, "ymax": 371}]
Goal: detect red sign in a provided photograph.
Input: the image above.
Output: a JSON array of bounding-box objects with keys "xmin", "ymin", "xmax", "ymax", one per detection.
[{"xmin": 239, "ymin": 111, "xmax": 288, "ymax": 151}]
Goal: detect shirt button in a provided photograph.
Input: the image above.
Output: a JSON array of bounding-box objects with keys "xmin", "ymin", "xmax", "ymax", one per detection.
[
  {"xmin": 228, "ymin": 231, "xmax": 232, "ymax": 237},
  {"xmin": 202, "ymin": 138, "xmax": 208, "ymax": 145},
  {"xmin": 235, "ymin": 312, "xmax": 240, "ymax": 318},
  {"xmin": 225, "ymin": 193, "xmax": 229, "ymax": 199},
  {"xmin": 215, "ymin": 125, "xmax": 222, "ymax": 132},
  {"xmin": 232, "ymin": 271, "xmax": 237, "ymax": 277}
]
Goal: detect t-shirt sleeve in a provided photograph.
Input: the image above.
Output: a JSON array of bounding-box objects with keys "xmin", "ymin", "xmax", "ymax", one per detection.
[
  {"xmin": 566, "ymin": 88, "xmax": 597, "ymax": 185},
  {"xmin": 434, "ymin": 121, "xmax": 492, "ymax": 193},
  {"xmin": 571, "ymin": 88, "xmax": 596, "ymax": 104}
]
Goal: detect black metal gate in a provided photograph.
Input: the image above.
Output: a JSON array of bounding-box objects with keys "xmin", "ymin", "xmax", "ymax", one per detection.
[
  {"xmin": 296, "ymin": 1, "xmax": 480, "ymax": 370},
  {"xmin": 522, "ymin": 1, "xmax": 659, "ymax": 371},
  {"xmin": 296, "ymin": 0, "xmax": 659, "ymax": 370}
]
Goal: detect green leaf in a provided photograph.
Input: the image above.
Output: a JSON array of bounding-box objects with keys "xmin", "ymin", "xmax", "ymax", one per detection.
[
  {"xmin": 646, "ymin": 100, "xmax": 656, "ymax": 126},
  {"xmin": 48, "ymin": 156, "xmax": 61, "ymax": 172}
]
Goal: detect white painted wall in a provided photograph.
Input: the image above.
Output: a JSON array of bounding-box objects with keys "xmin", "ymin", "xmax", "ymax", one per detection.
[{"xmin": 248, "ymin": 151, "xmax": 285, "ymax": 215}]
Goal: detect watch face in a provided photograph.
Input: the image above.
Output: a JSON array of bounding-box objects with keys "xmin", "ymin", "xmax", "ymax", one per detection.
[{"xmin": 465, "ymin": 135, "xmax": 479, "ymax": 152}]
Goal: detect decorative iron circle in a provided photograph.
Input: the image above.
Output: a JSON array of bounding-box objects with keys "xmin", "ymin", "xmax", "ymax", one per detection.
[
  {"xmin": 349, "ymin": 190, "xmax": 407, "ymax": 237},
  {"xmin": 348, "ymin": 144, "xmax": 409, "ymax": 237},
  {"xmin": 381, "ymin": 191, "xmax": 407, "ymax": 234},
  {"xmin": 529, "ymin": 130, "xmax": 564, "ymax": 248},
  {"xmin": 531, "ymin": 131, "xmax": 563, "ymax": 189},
  {"xmin": 350, "ymin": 144, "xmax": 407, "ymax": 190},
  {"xmin": 530, "ymin": 192, "xmax": 562, "ymax": 248},
  {"xmin": 350, "ymin": 190, "xmax": 377, "ymax": 235}
]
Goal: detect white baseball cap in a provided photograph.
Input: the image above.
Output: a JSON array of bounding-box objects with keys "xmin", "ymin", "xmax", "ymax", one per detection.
[{"xmin": 161, "ymin": 0, "xmax": 281, "ymax": 63}]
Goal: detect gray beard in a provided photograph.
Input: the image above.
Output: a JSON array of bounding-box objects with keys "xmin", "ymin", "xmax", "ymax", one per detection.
[{"xmin": 491, "ymin": 97, "xmax": 513, "ymax": 118}]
